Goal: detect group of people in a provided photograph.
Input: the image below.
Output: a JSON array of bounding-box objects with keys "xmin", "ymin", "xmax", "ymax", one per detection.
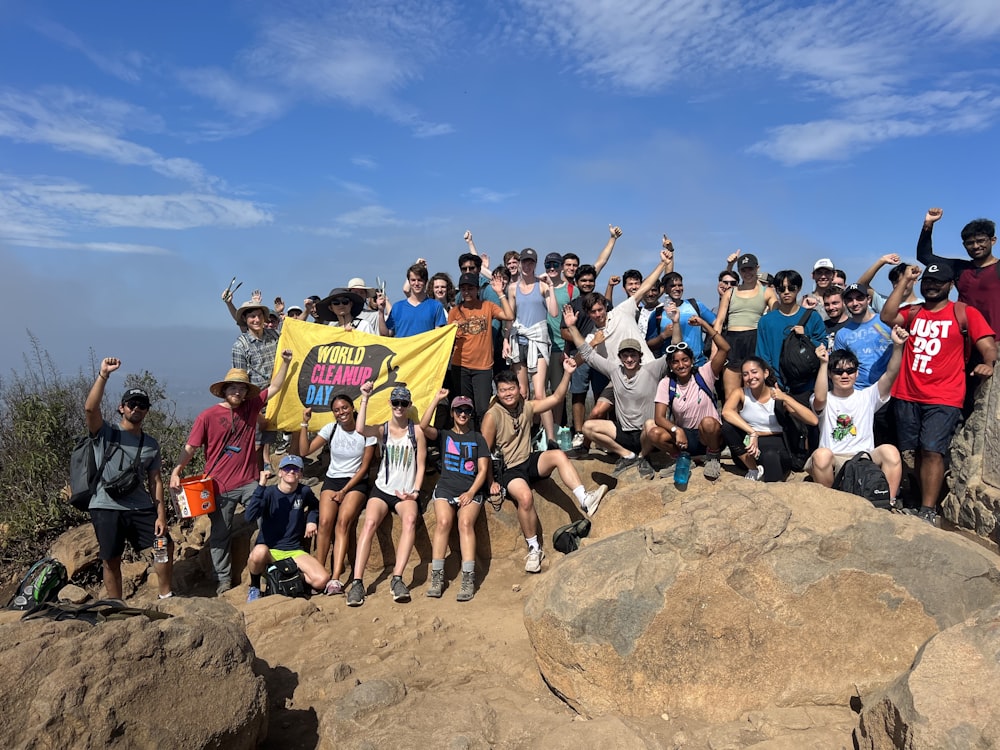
[{"xmin": 81, "ymin": 208, "xmax": 998, "ymax": 606}]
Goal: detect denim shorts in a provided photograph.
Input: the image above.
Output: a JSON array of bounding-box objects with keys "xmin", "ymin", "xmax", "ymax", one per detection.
[{"xmin": 894, "ymin": 400, "xmax": 962, "ymax": 454}]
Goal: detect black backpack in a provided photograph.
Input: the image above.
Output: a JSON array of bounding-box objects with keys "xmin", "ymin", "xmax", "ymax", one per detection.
[
  {"xmin": 264, "ymin": 558, "xmax": 307, "ymax": 598},
  {"xmin": 834, "ymin": 451, "xmax": 891, "ymax": 510},
  {"xmin": 8, "ymin": 557, "xmax": 68, "ymax": 610},
  {"xmin": 552, "ymin": 518, "xmax": 592, "ymax": 554},
  {"xmin": 779, "ymin": 309, "xmax": 821, "ymax": 386},
  {"xmin": 68, "ymin": 428, "xmax": 121, "ymax": 512}
]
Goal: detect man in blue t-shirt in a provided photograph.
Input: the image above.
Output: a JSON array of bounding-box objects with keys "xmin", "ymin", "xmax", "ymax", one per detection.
[
  {"xmin": 833, "ymin": 283, "xmax": 893, "ymax": 389},
  {"xmin": 379, "ymin": 262, "xmax": 447, "ymax": 337},
  {"xmin": 651, "ymin": 272, "xmax": 715, "ymax": 363}
]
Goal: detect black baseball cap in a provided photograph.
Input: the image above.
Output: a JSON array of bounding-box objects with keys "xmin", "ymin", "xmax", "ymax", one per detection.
[{"xmin": 120, "ymin": 388, "xmax": 150, "ymax": 407}]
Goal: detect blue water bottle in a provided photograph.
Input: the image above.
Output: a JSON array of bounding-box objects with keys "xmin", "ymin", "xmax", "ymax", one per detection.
[
  {"xmin": 556, "ymin": 426, "xmax": 572, "ymax": 451},
  {"xmin": 674, "ymin": 452, "xmax": 691, "ymax": 489}
]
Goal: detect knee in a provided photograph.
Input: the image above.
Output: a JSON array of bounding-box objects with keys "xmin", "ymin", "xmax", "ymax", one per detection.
[
  {"xmin": 700, "ymin": 418, "xmax": 720, "ymax": 434},
  {"xmin": 458, "ymin": 516, "xmax": 476, "ymax": 534},
  {"xmin": 812, "ymin": 448, "xmax": 834, "ymax": 470},
  {"xmin": 248, "ymin": 545, "xmax": 270, "ymax": 566},
  {"xmin": 400, "ymin": 513, "xmax": 418, "ymax": 532}
]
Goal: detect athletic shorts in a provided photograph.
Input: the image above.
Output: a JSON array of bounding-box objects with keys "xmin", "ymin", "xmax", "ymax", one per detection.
[
  {"xmin": 90, "ymin": 506, "xmax": 159, "ymax": 561},
  {"xmin": 502, "ymin": 451, "xmax": 546, "ymax": 487},
  {"xmin": 432, "ymin": 489, "xmax": 485, "ymax": 507},
  {"xmin": 616, "ymin": 427, "xmax": 642, "ymax": 455},
  {"xmin": 894, "ymin": 401, "xmax": 962, "ymax": 454},
  {"xmin": 321, "ymin": 475, "xmax": 370, "ymax": 498},
  {"xmin": 269, "ymin": 548, "xmax": 306, "ymax": 561},
  {"xmin": 681, "ymin": 427, "xmax": 707, "ymax": 457},
  {"xmin": 725, "ymin": 329, "xmax": 759, "ymax": 373},
  {"xmin": 370, "ymin": 485, "xmax": 418, "ymax": 514},
  {"xmin": 570, "ymin": 361, "xmax": 610, "ymax": 397},
  {"xmin": 803, "ymin": 452, "xmax": 853, "ymax": 474}
]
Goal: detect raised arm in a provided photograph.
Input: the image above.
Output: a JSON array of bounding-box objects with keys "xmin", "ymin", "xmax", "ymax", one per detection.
[
  {"xmin": 916, "ymin": 207, "xmax": 949, "ymax": 267},
  {"xmin": 85, "ymin": 357, "xmax": 119, "ymax": 435},
  {"xmin": 877, "ymin": 326, "xmax": 908, "ymax": 399},
  {"xmin": 633, "ymin": 248, "xmax": 671, "ymax": 302},
  {"xmin": 532, "ymin": 358, "xmax": 578, "ymax": 413},
  {"xmin": 355, "ymin": 380, "xmax": 380, "ymax": 439},
  {"xmin": 604, "ymin": 275, "xmax": 620, "ymax": 304},
  {"xmin": 880, "ymin": 265, "xmax": 919, "ymax": 327},
  {"xmin": 812, "ymin": 345, "xmax": 829, "ymax": 413},
  {"xmin": 593, "ymin": 224, "xmax": 622, "ymax": 276},
  {"xmin": 419, "ymin": 388, "xmax": 449, "ymax": 442},
  {"xmin": 858, "ymin": 253, "xmax": 901, "ymax": 288},
  {"xmin": 714, "ymin": 287, "xmax": 733, "ymax": 333},
  {"xmin": 560, "ymin": 304, "xmax": 586, "ymax": 349},
  {"xmin": 263, "ymin": 349, "xmax": 294, "ymax": 400}
]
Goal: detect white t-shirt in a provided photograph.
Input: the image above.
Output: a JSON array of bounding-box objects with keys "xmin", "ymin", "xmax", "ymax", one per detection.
[
  {"xmin": 812, "ymin": 384, "xmax": 888, "ymax": 455},
  {"xmin": 318, "ymin": 422, "xmax": 376, "ymax": 478}
]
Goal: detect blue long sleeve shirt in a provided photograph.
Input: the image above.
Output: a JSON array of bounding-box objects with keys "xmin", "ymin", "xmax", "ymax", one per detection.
[
  {"xmin": 755, "ymin": 307, "xmax": 826, "ymax": 392},
  {"xmin": 245, "ymin": 483, "xmax": 319, "ymax": 552}
]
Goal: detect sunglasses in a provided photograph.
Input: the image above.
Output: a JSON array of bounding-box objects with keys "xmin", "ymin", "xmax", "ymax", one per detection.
[
  {"xmin": 460, "ymin": 265, "xmax": 477, "ymax": 272},
  {"xmin": 664, "ymin": 342, "xmax": 691, "ymax": 354},
  {"xmin": 280, "ymin": 465, "xmax": 303, "ymax": 473},
  {"xmin": 331, "ymin": 298, "xmax": 351, "ymax": 305},
  {"xmin": 125, "ymin": 400, "xmax": 150, "ymax": 410},
  {"xmin": 720, "ymin": 280, "xmax": 737, "ymax": 286},
  {"xmin": 544, "ymin": 262, "xmax": 561, "ymax": 270},
  {"xmin": 831, "ymin": 366, "xmax": 858, "ymax": 375},
  {"xmin": 453, "ymin": 407, "xmax": 474, "ymax": 416},
  {"xmin": 391, "ymin": 399, "xmax": 411, "ymax": 408}
]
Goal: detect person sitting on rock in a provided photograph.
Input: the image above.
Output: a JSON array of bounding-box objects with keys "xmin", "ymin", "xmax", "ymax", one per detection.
[
  {"xmin": 419, "ymin": 390, "xmax": 491, "ymax": 602},
  {"xmin": 647, "ymin": 312, "xmax": 731, "ymax": 480},
  {"xmin": 245, "ymin": 454, "xmax": 330, "ymax": 601},
  {"xmin": 482, "ymin": 365, "xmax": 608, "ymax": 575},
  {"xmin": 805, "ymin": 330, "xmax": 907, "ymax": 505},
  {"xmin": 721, "ymin": 357, "xmax": 819, "ymax": 482},
  {"xmin": 346, "ymin": 383, "xmax": 427, "ymax": 607}
]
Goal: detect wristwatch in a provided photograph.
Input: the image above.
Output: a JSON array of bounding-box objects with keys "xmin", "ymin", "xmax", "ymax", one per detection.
[{"xmin": 670, "ymin": 426, "xmax": 677, "ymax": 434}]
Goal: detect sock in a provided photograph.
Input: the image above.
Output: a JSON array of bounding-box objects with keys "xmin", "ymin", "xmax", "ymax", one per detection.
[
  {"xmin": 432, "ymin": 559, "xmax": 445, "ymax": 571},
  {"xmin": 250, "ymin": 574, "xmax": 261, "ymax": 588},
  {"xmin": 624, "ymin": 451, "xmax": 637, "ymax": 460},
  {"xmin": 572, "ymin": 486, "xmax": 587, "ymax": 503},
  {"xmin": 462, "ymin": 560, "xmax": 475, "ymax": 573},
  {"xmin": 157, "ymin": 592, "xmax": 174, "ymax": 599},
  {"xmin": 526, "ymin": 535, "xmax": 540, "ymax": 551}
]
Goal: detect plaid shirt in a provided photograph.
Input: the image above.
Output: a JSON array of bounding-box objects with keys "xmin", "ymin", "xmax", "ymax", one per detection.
[{"xmin": 231, "ymin": 328, "xmax": 281, "ymax": 388}]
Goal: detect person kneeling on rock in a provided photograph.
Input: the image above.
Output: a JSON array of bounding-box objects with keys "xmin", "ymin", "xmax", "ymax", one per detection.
[{"xmin": 245, "ymin": 455, "xmax": 330, "ymax": 601}]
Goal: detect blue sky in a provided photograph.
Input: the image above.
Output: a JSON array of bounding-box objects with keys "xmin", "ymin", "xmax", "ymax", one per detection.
[{"xmin": 1, "ymin": 0, "xmax": 998, "ymax": 413}]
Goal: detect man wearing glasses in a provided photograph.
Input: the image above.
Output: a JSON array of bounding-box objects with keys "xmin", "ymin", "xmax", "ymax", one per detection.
[
  {"xmin": 653, "ymin": 271, "xmax": 716, "ymax": 364},
  {"xmin": 244, "ymin": 454, "xmax": 330, "ymax": 602},
  {"xmin": 84, "ymin": 357, "xmax": 173, "ymax": 600}
]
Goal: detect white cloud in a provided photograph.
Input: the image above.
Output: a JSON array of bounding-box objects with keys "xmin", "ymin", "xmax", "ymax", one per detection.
[
  {"xmin": 334, "ymin": 205, "xmax": 402, "ymax": 228},
  {"xmin": 176, "ymin": 67, "xmax": 286, "ymax": 120},
  {"xmin": 0, "ymin": 88, "xmax": 226, "ymax": 190},
  {"xmin": 467, "ymin": 187, "xmax": 517, "ymax": 204},
  {"xmin": 31, "ymin": 19, "xmax": 145, "ymax": 83},
  {"xmin": 352, "ymin": 155, "xmax": 378, "ymax": 169}
]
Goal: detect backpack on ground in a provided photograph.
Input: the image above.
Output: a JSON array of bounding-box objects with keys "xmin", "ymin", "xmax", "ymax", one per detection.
[
  {"xmin": 21, "ymin": 599, "xmax": 172, "ymax": 625},
  {"xmin": 68, "ymin": 428, "xmax": 121, "ymax": 511},
  {"xmin": 264, "ymin": 558, "xmax": 307, "ymax": 598},
  {"xmin": 8, "ymin": 557, "xmax": 69, "ymax": 611},
  {"xmin": 552, "ymin": 518, "xmax": 592, "ymax": 554},
  {"xmin": 779, "ymin": 309, "xmax": 821, "ymax": 386},
  {"xmin": 833, "ymin": 451, "xmax": 892, "ymax": 510}
]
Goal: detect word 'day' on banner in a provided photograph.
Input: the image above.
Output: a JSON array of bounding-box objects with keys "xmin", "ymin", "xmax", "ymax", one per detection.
[{"xmin": 267, "ymin": 318, "xmax": 456, "ymax": 432}]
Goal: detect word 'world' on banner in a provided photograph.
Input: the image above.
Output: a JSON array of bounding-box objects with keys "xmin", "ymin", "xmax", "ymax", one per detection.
[{"xmin": 266, "ymin": 318, "xmax": 457, "ymax": 432}]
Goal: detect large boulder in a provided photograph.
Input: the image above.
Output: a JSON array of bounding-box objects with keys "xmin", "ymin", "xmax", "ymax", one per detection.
[
  {"xmin": 0, "ymin": 597, "xmax": 268, "ymax": 748},
  {"xmin": 524, "ymin": 482, "xmax": 1000, "ymax": 723},
  {"xmin": 854, "ymin": 602, "xmax": 1000, "ymax": 749},
  {"xmin": 945, "ymin": 373, "xmax": 1000, "ymax": 540}
]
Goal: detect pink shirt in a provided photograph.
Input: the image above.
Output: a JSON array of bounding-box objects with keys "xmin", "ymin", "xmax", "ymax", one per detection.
[{"xmin": 654, "ymin": 363, "xmax": 721, "ymax": 428}]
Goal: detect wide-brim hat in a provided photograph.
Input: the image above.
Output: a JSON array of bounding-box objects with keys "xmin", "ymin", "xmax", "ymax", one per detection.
[
  {"xmin": 235, "ymin": 300, "xmax": 271, "ymax": 321},
  {"xmin": 209, "ymin": 368, "xmax": 261, "ymax": 399},
  {"xmin": 346, "ymin": 277, "xmax": 375, "ymax": 297},
  {"xmin": 316, "ymin": 288, "xmax": 365, "ymax": 321}
]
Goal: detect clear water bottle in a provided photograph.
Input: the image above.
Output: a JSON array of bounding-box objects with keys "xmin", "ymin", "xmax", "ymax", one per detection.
[
  {"xmin": 674, "ymin": 452, "xmax": 691, "ymax": 489},
  {"xmin": 556, "ymin": 426, "xmax": 572, "ymax": 451},
  {"xmin": 153, "ymin": 535, "xmax": 169, "ymax": 564}
]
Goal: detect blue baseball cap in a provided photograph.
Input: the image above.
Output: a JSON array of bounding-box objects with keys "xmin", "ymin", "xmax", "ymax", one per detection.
[{"xmin": 279, "ymin": 454, "xmax": 304, "ymax": 470}]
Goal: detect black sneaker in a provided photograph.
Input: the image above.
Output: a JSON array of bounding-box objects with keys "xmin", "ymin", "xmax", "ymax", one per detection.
[
  {"xmin": 346, "ymin": 579, "xmax": 365, "ymax": 607},
  {"xmin": 916, "ymin": 506, "xmax": 939, "ymax": 527},
  {"xmin": 612, "ymin": 455, "xmax": 639, "ymax": 477},
  {"xmin": 390, "ymin": 575, "xmax": 411, "ymax": 602}
]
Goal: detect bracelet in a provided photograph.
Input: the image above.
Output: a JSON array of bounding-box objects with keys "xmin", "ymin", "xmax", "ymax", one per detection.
[
  {"xmin": 300, "ymin": 422, "xmax": 309, "ymax": 428},
  {"xmin": 98, "ymin": 373, "xmax": 108, "ymax": 381}
]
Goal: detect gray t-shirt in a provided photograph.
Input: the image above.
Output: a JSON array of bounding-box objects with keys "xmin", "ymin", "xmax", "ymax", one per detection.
[{"xmin": 89, "ymin": 422, "xmax": 161, "ymax": 512}]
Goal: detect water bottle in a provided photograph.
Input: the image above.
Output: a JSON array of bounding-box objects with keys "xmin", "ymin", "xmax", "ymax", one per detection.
[
  {"xmin": 556, "ymin": 426, "xmax": 572, "ymax": 451},
  {"xmin": 153, "ymin": 535, "xmax": 169, "ymax": 564},
  {"xmin": 674, "ymin": 452, "xmax": 691, "ymax": 489}
]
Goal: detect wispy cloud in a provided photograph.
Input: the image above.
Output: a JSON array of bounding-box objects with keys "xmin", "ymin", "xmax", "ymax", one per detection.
[
  {"xmin": 176, "ymin": 67, "xmax": 286, "ymax": 121},
  {"xmin": 0, "ymin": 88, "xmax": 226, "ymax": 189},
  {"xmin": 352, "ymin": 155, "xmax": 378, "ymax": 169},
  {"xmin": 334, "ymin": 205, "xmax": 402, "ymax": 228},
  {"xmin": 30, "ymin": 19, "xmax": 145, "ymax": 83},
  {"xmin": 0, "ymin": 173, "xmax": 272, "ymax": 254},
  {"xmin": 240, "ymin": 1, "xmax": 456, "ymax": 138},
  {"xmin": 467, "ymin": 187, "xmax": 517, "ymax": 204},
  {"xmin": 516, "ymin": 0, "xmax": 1000, "ymax": 164}
]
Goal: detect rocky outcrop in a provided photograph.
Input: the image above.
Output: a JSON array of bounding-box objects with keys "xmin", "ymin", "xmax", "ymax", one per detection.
[
  {"xmin": 854, "ymin": 602, "xmax": 1000, "ymax": 749},
  {"xmin": 524, "ymin": 483, "xmax": 1000, "ymax": 723},
  {"xmin": 0, "ymin": 597, "xmax": 268, "ymax": 748}
]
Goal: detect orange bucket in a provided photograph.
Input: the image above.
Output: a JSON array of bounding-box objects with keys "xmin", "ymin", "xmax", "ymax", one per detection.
[{"xmin": 177, "ymin": 474, "xmax": 217, "ymax": 518}]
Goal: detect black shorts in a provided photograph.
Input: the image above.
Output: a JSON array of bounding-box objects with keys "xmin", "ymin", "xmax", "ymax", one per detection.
[
  {"xmin": 725, "ymin": 329, "xmax": 759, "ymax": 373},
  {"xmin": 616, "ymin": 427, "xmax": 642, "ymax": 455},
  {"xmin": 90, "ymin": 507, "xmax": 160, "ymax": 561},
  {"xmin": 503, "ymin": 451, "xmax": 546, "ymax": 487},
  {"xmin": 370, "ymin": 485, "xmax": 417, "ymax": 514},
  {"xmin": 321, "ymin": 475, "xmax": 370, "ymax": 498}
]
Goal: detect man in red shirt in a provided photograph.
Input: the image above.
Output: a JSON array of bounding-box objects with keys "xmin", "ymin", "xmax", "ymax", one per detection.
[
  {"xmin": 170, "ymin": 351, "xmax": 293, "ymax": 594},
  {"xmin": 881, "ymin": 262, "xmax": 996, "ymax": 524}
]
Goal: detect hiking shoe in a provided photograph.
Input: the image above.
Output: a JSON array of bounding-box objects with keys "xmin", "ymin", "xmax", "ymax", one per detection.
[
  {"xmin": 426, "ymin": 569, "xmax": 444, "ymax": 598},
  {"xmin": 390, "ymin": 575, "xmax": 411, "ymax": 602},
  {"xmin": 583, "ymin": 484, "xmax": 608, "ymax": 516},
  {"xmin": 917, "ymin": 506, "xmax": 939, "ymax": 526},
  {"xmin": 704, "ymin": 452, "xmax": 722, "ymax": 481},
  {"xmin": 572, "ymin": 432, "xmax": 585, "ymax": 449},
  {"xmin": 612, "ymin": 455, "xmax": 639, "ymax": 476},
  {"xmin": 246, "ymin": 586, "xmax": 261, "ymax": 603},
  {"xmin": 346, "ymin": 579, "xmax": 366, "ymax": 607},
  {"xmin": 457, "ymin": 571, "xmax": 475, "ymax": 602},
  {"xmin": 745, "ymin": 467, "xmax": 764, "ymax": 482},
  {"xmin": 637, "ymin": 457, "xmax": 655, "ymax": 480},
  {"xmin": 525, "ymin": 547, "xmax": 545, "ymax": 573},
  {"xmin": 324, "ymin": 579, "xmax": 344, "ymax": 596}
]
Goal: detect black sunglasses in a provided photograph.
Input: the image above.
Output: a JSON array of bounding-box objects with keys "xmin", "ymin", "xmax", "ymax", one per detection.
[
  {"xmin": 331, "ymin": 298, "xmax": 351, "ymax": 305},
  {"xmin": 125, "ymin": 400, "xmax": 149, "ymax": 410},
  {"xmin": 831, "ymin": 366, "xmax": 858, "ymax": 375},
  {"xmin": 453, "ymin": 407, "xmax": 474, "ymax": 416},
  {"xmin": 544, "ymin": 262, "xmax": 561, "ymax": 269},
  {"xmin": 391, "ymin": 399, "xmax": 410, "ymax": 408}
]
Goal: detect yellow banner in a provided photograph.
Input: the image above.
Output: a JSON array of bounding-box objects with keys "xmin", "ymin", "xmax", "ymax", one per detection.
[{"xmin": 266, "ymin": 318, "xmax": 456, "ymax": 432}]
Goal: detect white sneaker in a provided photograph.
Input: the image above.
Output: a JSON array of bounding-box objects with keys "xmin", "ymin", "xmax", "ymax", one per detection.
[
  {"xmin": 572, "ymin": 432, "xmax": 585, "ymax": 449},
  {"xmin": 745, "ymin": 467, "xmax": 764, "ymax": 481},
  {"xmin": 583, "ymin": 484, "xmax": 608, "ymax": 516},
  {"xmin": 525, "ymin": 547, "xmax": 545, "ymax": 573}
]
